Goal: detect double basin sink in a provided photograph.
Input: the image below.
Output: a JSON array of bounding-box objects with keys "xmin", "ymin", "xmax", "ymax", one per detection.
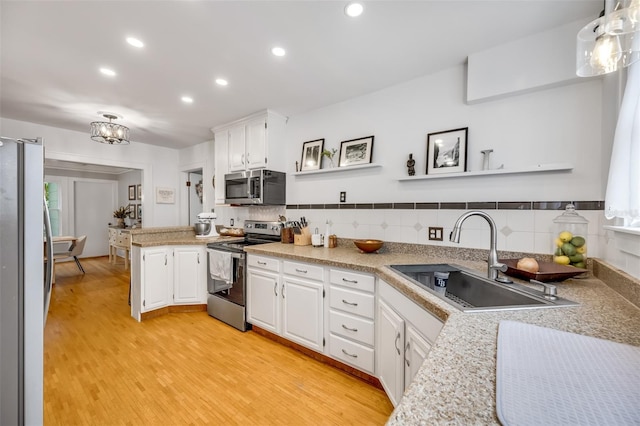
[{"xmin": 389, "ymin": 264, "xmax": 578, "ymax": 312}]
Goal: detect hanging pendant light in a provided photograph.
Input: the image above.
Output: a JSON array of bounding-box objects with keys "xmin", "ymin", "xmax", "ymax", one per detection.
[
  {"xmin": 577, "ymin": 0, "xmax": 640, "ymax": 77},
  {"xmin": 90, "ymin": 112, "xmax": 130, "ymax": 145}
]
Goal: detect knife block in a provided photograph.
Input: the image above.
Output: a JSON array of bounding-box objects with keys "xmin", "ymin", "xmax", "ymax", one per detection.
[{"xmin": 294, "ymin": 227, "xmax": 312, "ymax": 246}]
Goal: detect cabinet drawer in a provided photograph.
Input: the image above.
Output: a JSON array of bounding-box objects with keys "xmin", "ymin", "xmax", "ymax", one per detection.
[
  {"xmin": 330, "ymin": 269, "xmax": 375, "ymax": 293},
  {"xmin": 329, "ymin": 334, "xmax": 375, "ymax": 373},
  {"xmin": 329, "ymin": 309, "xmax": 374, "ymax": 346},
  {"xmin": 247, "ymin": 255, "xmax": 280, "ymax": 272},
  {"xmin": 329, "ymin": 286, "xmax": 375, "ymax": 319},
  {"xmin": 283, "ymin": 261, "xmax": 324, "ymax": 282}
]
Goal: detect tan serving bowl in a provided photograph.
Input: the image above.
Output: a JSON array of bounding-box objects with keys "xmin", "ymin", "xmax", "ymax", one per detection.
[{"xmin": 354, "ymin": 239, "xmax": 384, "ymax": 253}]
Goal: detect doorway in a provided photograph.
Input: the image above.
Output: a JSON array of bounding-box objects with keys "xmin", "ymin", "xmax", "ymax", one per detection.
[
  {"xmin": 187, "ymin": 169, "xmax": 203, "ymax": 225},
  {"xmin": 74, "ymin": 181, "xmax": 116, "ymax": 257}
]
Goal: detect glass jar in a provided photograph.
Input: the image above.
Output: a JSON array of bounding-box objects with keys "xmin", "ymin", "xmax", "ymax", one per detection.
[{"xmin": 552, "ymin": 204, "xmax": 588, "ymax": 268}]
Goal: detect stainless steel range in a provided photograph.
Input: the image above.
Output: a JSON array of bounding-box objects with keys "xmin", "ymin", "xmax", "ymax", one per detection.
[{"xmin": 206, "ymin": 220, "xmax": 282, "ymax": 331}]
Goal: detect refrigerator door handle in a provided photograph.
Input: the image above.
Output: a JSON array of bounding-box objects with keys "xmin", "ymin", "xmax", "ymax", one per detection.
[{"xmin": 43, "ymin": 199, "xmax": 53, "ymax": 325}]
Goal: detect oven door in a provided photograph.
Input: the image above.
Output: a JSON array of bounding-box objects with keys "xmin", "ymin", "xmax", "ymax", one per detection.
[{"xmin": 207, "ymin": 249, "xmax": 245, "ymax": 304}]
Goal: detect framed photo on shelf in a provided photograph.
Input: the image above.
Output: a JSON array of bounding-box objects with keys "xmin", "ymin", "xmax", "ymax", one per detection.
[
  {"xmin": 338, "ymin": 135, "xmax": 374, "ymax": 167},
  {"xmin": 128, "ymin": 185, "xmax": 136, "ymax": 200},
  {"xmin": 426, "ymin": 127, "xmax": 468, "ymax": 175},
  {"xmin": 137, "ymin": 184, "xmax": 142, "ymax": 200},
  {"xmin": 300, "ymin": 139, "xmax": 324, "ymax": 171}
]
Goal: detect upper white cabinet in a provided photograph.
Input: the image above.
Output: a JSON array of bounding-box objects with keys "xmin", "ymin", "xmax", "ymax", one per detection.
[{"xmin": 213, "ymin": 110, "xmax": 287, "ymax": 181}]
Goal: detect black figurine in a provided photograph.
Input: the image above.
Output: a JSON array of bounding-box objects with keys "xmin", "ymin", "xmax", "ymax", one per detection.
[{"xmin": 407, "ymin": 153, "xmax": 415, "ymax": 176}]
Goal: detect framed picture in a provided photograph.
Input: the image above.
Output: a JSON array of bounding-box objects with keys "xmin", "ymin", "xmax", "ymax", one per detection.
[
  {"xmin": 338, "ymin": 135, "xmax": 374, "ymax": 167},
  {"xmin": 128, "ymin": 204, "xmax": 137, "ymax": 219},
  {"xmin": 128, "ymin": 185, "xmax": 136, "ymax": 200},
  {"xmin": 300, "ymin": 138, "xmax": 324, "ymax": 171},
  {"xmin": 137, "ymin": 184, "xmax": 142, "ymax": 200},
  {"xmin": 426, "ymin": 127, "xmax": 468, "ymax": 175},
  {"xmin": 137, "ymin": 205, "xmax": 143, "ymax": 220},
  {"xmin": 155, "ymin": 187, "xmax": 175, "ymax": 204}
]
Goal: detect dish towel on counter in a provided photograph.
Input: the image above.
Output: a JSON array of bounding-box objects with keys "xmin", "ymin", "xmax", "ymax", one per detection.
[
  {"xmin": 496, "ymin": 320, "xmax": 640, "ymax": 426},
  {"xmin": 207, "ymin": 249, "xmax": 232, "ymax": 284}
]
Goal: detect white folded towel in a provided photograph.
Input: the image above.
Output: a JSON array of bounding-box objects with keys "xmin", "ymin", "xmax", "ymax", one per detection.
[{"xmin": 208, "ymin": 249, "xmax": 232, "ymax": 283}]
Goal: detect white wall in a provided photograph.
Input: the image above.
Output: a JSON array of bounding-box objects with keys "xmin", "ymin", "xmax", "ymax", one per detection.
[
  {"xmin": 179, "ymin": 139, "xmax": 214, "ymax": 223},
  {"xmin": 1, "ymin": 117, "xmax": 182, "ymax": 227},
  {"xmin": 118, "ymin": 170, "xmax": 142, "ymax": 227}
]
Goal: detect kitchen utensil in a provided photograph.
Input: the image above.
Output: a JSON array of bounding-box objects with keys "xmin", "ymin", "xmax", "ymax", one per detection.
[
  {"xmin": 354, "ymin": 239, "xmax": 384, "ymax": 253},
  {"xmin": 499, "ymin": 258, "xmax": 588, "ymax": 282}
]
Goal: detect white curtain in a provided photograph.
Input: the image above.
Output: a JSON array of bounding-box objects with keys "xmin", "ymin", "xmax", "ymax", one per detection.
[{"xmin": 605, "ymin": 62, "xmax": 640, "ymax": 224}]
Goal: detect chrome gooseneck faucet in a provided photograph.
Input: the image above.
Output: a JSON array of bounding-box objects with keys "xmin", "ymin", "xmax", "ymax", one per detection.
[{"xmin": 450, "ymin": 211, "xmax": 507, "ymax": 280}]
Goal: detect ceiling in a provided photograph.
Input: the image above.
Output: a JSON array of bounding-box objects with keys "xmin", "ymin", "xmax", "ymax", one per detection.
[{"xmin": 1, "ymin": 1, "xmax": 600, "ymax": 150}]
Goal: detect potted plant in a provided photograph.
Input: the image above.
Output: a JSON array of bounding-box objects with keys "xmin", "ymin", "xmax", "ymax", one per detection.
[
  {"xmin": 321, "ymin": 148, "xmax": 338, "ymax": 168},
  {"xmin": 113, "ymin": 206, "xmax": 129, "ymax": 228}
]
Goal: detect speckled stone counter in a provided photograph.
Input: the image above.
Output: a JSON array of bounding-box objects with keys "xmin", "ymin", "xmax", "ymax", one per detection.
[
  {"xmin": 129, "ymin": 226, "xmax": 242, "ymax": 247},
  {"xmin": 244, "ymin": 242, "xmax": 640, "ymax": 424}
]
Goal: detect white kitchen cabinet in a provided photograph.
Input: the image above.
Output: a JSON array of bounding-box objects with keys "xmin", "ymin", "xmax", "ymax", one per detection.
[
  {"xmin": 246, "ymin": 260, "xmax": 281, "ymax": 334},
  {"xmin": 281, "ymin": 273, "xmax": 324, "ymax": 352},
  {"xmin": 377, "ymin": 279, "xmax": 443, "ymax": 407},
  {"xmin": 141, "ymin": 247, "xmax": 172, "ymax": 312},
  {"xmin": 213, "ymin": 130, "xmax": 229, "ymax": 204},
  {"xmin": 173, "ymin": 246, "xmax": 206, "ymax": 304},
  {"xmin": 213, "ymin": 110, "xmax": 287, "ymax": 175}
]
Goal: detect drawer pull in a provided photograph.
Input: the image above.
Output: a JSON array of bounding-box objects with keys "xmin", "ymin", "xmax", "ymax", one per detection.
[
  {"xmin": 395, "ymin": 332, "xmax": 401, "ymax": 355},
  {"xmin": 405, "ymin": 342, "xmax": 411, "ymax": 367},
  {"xmin": 341, "ymin": 299, "xmax": 358, "ymax": 307},
  {"xmin": 341, "ymin": 324, "xmax": 358, "ymax": 332},
  {"xmin": 341, "ymin": 349, "xmax": 358, "ymax": 358},
  {"xmin": 274, "ymin": 282, "xmax": 278, "ymax": 296},
  {"xmin": 342, "ymin": 277, "xmax": 358, "ymax": 284},
  {"xmin": 295, "ymin": 268, "xmax": 308, "ymax": 274},
  {"xmin": 258, "ymin": 261, "xmax": 267, "ymax": 265}
]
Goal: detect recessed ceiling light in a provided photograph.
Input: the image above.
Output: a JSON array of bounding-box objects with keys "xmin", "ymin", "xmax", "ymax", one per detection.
[
  {"xmin": 181, "ymin": 96, "xmax": 193, "ymax": 104},
  {"xmin": 215, "ymin": 78, "xmax": 228, "ymax": 86},
  {"xmin": 271, "ymin": 46, "xmax": 286, "ymax": 57},
  {"xmin": 345, "ymin": 2, "xmax": 364, "ymax": 17},
  {"xmin": 100, "ymin": 67, "xmax": 116, "ymax": 77},
  {"xmin": 126, "ymin": 37, "xmax": 144, "ymax": 48}
]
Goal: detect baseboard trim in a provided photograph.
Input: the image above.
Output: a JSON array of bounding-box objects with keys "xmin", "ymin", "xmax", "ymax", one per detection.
[{"xmin": 140, "ymin": 304, "xmax": 206, "ymax": 321}]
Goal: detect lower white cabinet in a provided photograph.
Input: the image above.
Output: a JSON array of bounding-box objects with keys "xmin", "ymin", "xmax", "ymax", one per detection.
[
  {"xmin": 247, "ymin": 266, "xmax": 280, "ymax": 333},
  {"xmin": 281, "ymin": 275, "xmax": 324, "ymax": 351},
  {"xmin": 131, "ymin": 245, "xmax": 207, "ymax": 321},
  {"xmin": 377, "ymin": 279, "xmax": 443, "ymax": 407}
]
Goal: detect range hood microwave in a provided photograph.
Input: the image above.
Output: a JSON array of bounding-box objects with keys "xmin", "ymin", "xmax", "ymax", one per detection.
[{"xmin": 224, "ymin": 169, "xmax": 286, "ymax": 205}]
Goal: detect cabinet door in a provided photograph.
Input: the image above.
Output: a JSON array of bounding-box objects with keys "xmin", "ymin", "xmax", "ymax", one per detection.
[
  {"xmin": 141, "ymin": 247, "xmax": 171, "ymax": 312},
  {"xmin": 214, "ymin": 130, "xmax": 229, "ymax": 204},
  {"xmin": 245, "ymin": 117, "xmax": 267, "ymax": 169},
  {"xmin": 246, "ymin": 268, "xmax": 280, "ymax": 333},
  {"xmin": 173, "ymin": 246, "xmax": 205, "ymax": 304},
  {"xmin": 377, "ymin": 300, "xmax": 405, "ymax": 407},
  {"xmin": 281, "ymin": 276, "xmax": 324, "ymax": 352},
  {"xmin": 404, "ymin": 324, "xmax": 432, "ymax": 392},
  {"xmin": 228, "ymin": 125, "xmax": 246, "ymax": 172}
]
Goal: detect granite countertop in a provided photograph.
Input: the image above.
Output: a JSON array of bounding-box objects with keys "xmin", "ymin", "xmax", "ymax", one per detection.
[
  {"xmin": 129, "ymin": 226, "xmax": 243, "ymax": 247},
  {"xmin": 244, "ymin": 242, "xmax": 640, "ymax": 424}
]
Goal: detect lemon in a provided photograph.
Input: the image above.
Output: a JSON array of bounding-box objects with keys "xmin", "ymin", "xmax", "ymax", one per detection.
[
  {"xmin": 558, "ymin": 231, "xmax": 573, "ymax": 243},
  {"xmin": 554, "ymin": 255, "xmax": 570, "ymax": 265},
  {"xmin": 570, "ymin": 236, "xmax": 586, "ymax": 247},
  {"xmin": 554, "ymin": 238, "xmax": 564, "ymax": 248},
  {"xmin": 576, "ymin": 245, "xmax": 587, "ymax": 254}
]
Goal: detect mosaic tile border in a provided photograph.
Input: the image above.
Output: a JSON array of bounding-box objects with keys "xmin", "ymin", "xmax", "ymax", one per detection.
[{"xmin": 286, "ymin": 201, "xmax": 604, "ymax": 211}]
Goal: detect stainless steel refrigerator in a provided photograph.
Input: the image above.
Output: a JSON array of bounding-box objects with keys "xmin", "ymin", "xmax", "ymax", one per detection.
[{"xmin": 0, "ymin": 136, "xmax": 53, "ymax": 425}]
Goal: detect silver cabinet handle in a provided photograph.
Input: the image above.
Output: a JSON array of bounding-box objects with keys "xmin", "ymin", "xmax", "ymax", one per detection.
[
  {"xmin": 241, "ymin": 153, "xmax": 245, "ymax": 165},
  {"xmin": 341, "ymin": 349, "xmax": 358, "ymax": 358},
  {"xmin": 405, "ymin": 342, "xmax": 411, "ymax": 367},
  {"xmin": 295, "ymin": 268, "xmax": 307, "ymax": 273},
  {"xmin": 165, "ymin": 254, "xmax": 167, "ymax": 266},
  {"xmin": 197, "ymin": 253, "xmax": 200, "ymax": 264},
  {"xmin": 274, "ymin": 282, "xmax": 278, "ymax": 296},
  {"xmin": 282, "ymin": 284, "xmax": 285, "ymax": 299},
  {"xmin": 341, "ymin": 324, "xmax": 358, "ymax": 332},
  {"xmin": 258, "ymin": 261, "xmax": 267, "ymax": 265},
  {"xmin": 395, "ymin": 332, "xmax": 401, "ymax": 355},
  {"xmin": 342, "ymin": 277, "xmax": 358, "ymax": 284},
  {"xmin": 342, "ymin": 299, "xmax": 358, "ymax": 306}
]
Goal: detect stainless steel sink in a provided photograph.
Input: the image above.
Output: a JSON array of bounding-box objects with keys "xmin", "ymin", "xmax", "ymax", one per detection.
[{"xmin": 389, "ymin": 264, "xmax": 578, "ymax": 312}]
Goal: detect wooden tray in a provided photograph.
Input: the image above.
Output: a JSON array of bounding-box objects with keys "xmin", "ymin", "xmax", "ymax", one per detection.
[{"xmin": 499, "ymin": 259, "xmax": 588, "ymax": 282}]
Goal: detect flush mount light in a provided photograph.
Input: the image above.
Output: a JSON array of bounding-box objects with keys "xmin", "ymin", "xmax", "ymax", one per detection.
[
  {"xmin": 90, "ymin": 112, "xmax": 130, "ymax": 145},
  {"xmin": 99, "ymin": 67, "xmax": 117, "ymax": 77},
  {"xmin": 215, "ymin": 78, "xmax": 228, "ymax": 86},
  {"xmin": 181, "ymin": 96, "xmax": 194, "ymax": 104},
  {"xmin": 345, "ymin": 2, "xmax": 364, "ymax": 17},
  {"xmin": 271, "ymin": 46, "xmax": 286, "ymax": 57},
  {"xmin": 126, "ymin": 37, "xmax": 144, "ymax": 48}
]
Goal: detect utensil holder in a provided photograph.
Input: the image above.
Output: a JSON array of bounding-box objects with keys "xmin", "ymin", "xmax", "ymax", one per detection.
[{"xmin": 281, "ymin": 227, "xmax": 294, "ymax": 244}]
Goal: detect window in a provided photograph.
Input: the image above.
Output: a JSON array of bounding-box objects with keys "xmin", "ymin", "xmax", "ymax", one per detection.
[{"xmin": 45, "ymin": 181, "xmax": 61, "ymax": 236}]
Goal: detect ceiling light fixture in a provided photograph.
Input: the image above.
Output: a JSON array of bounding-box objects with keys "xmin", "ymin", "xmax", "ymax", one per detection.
[
  {"xmin": 126, "ymin": 37, "xmax": 144, "ymax": 48},
  {"xmin": 345, "ymin": 2, "xmax": 364, "ymax": 17},
  {"xmin": 271, "ymin": 46, "xmax": 286, "ymax": 57},
  {"xmin": 181, "ymin": 96, "xmax": 194, "ymax": 103},
  {"xmin": 99, "ymin": 67, "xmax": 117, "ymax": 77},
  {"xmin": 215, "ymin": 78, "xmax": 228, "ymax": 86},
  {"xmin": 90, "ymin": 112, "xmax": 130, "ymax": 145},
  {"xmin": 577, "ymin": 0, "xmax": 640, "ymax": 77}
]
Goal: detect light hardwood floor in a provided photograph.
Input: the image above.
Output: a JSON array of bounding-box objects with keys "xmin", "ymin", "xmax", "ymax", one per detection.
[{"xmin": 44, "ymin": 257, "xmax": 393, "ymax": 425}]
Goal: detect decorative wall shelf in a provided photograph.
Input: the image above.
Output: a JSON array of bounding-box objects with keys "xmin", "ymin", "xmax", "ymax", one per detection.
[
  {"xmin": 396, "ymin": 163, "xmax": 573, "ymax": 181},
  {"xmin": 293, "ymin": 163, "xmax": 382, "ymax": 176}
]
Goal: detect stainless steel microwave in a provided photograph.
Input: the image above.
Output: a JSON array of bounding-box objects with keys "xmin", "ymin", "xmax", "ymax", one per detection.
[{"xmin": 224, "ymin": 169, "xmax": 286, "ymax": 205}]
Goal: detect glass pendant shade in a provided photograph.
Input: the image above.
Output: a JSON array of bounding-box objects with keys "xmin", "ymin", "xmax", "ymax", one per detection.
[{"xmin": 90, "ymin": 114, "xmax": 130, "ymax": 145}]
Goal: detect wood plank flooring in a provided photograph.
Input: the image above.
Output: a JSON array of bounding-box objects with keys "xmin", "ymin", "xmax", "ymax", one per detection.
[{"xmin": 44, "ymin": 257, "xmax": 393, "ymax": 425}]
